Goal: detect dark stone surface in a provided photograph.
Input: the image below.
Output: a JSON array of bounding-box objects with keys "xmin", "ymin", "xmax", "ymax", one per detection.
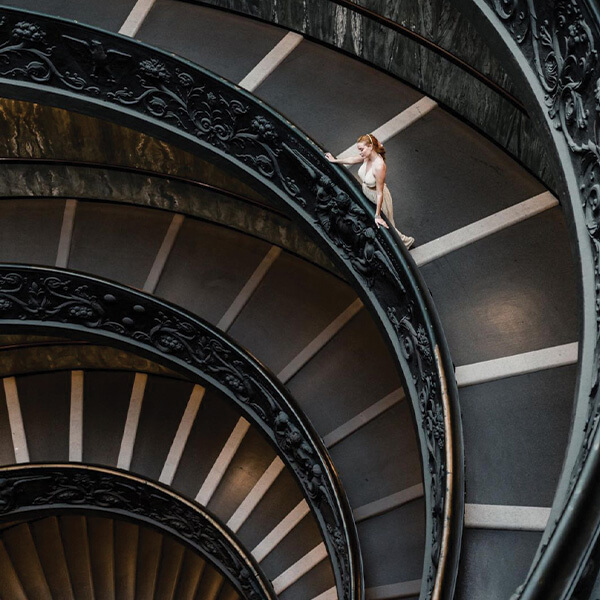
[
  {"xmin": 156, "ymin": 219, "xmax": 272, "ymax": 325},
  {"xmin": 129, "ymin": 375, "xmax": 193, "ymax": 481},
  {"xmin": 383, "ymin": 107, "xmax": 545, "ymax": 244},
  {"xmin": 329, "ymin": 401, "xmax": 422, "ymax": 508},
  {"xmin": 228, "ymin": 251, "xmax": 357, "ymax": 374},
  {"xmin": 138, "ymin": 0, "xmax": 288, "ymax": 83},
  {"xmin": 83, "ymin": 370, "xmax": 136, "ymax": 466},
  {"xmin": 287, "ymin": 308, "xmax": 402, "ymax": 436},
  {"xmin": 420, "ymin": 207, "xmax": 579, "ymax": 365},
  {"xmin": 18, "ymin": 371, "xmax": 70, "ymax": 461},
  {"xmin": 0, "ymin": 0, "xmax": 137, "ymax": 31},
  {"xmin": 0, "ymin": 164, "xmax": 338, "ymax": 274},
  {"xmin": 460, "ymin": 365, "xmax": 577, "ymax": 506},
  {"xmin": 170, "ymin": 388, "xmax": 241, "ymax": 499},
  {"xmin": 256, "ymin": 38, "xmax": 423, "ymax": 152},
  {"xmin": 69, "ymin": 202, "xmax": 172, "ymax": 290},
  {"xmin": 455, "ymin": 529, "xmax": 542, "ymax": 600},
  {"xmin": 358, "ymin": 499, "xmax": 426, "ymax": 586},
  {"xmin": 0, "ymin": 198, "xmax": 63, "ymax": 265},
  {"xmin": 0, "ymin": 98, "xmax": 263, "ymax": 203},
  {"xmin": 0, "ymin": 345, "xmax": 176, "ymax": 379}
]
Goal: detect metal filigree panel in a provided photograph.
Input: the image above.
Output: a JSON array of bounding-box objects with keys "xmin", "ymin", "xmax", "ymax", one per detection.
[
  {"xmin": 0, "ymin": 464, "xmax": 274, "ymax": 600},
  {"xmin": 0, "ymin": 265, "xmax": 355, "ymax": 600},
  {"xmin": 482, "ymin": 0, "xmax": 600, "ymax": 597},
  {"xmin": 0, "ymin": 8, "xmax": 465, "ymax": 599}
]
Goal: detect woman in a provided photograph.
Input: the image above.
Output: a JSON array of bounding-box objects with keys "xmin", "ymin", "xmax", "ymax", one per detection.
[{"xmin": 325, "ymin": 134, "xmax": 415, "ymax": 249}]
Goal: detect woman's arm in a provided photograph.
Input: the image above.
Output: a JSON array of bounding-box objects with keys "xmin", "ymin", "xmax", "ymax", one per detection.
[
  {"xmin": 373, "ymin": 161, "xmax": 389, "ymax": 229},
  {"xmin": 325, "ymin": 152, "xmax": 363, "ymax": 165}
]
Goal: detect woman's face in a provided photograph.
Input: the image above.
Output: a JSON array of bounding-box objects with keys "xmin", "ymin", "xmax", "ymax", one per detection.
[{"xmin": 357, "ymin": 142, "xmax": 373, "ymax": 159}]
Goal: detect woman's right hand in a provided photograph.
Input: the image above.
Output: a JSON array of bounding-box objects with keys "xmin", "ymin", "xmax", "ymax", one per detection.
[
  {"xmin": 325, "ymin": 152, "xmax": 335, "ymax": 162},
  {"xmin": 374, "ymin": 215, "xmax": 389, "ymax": 229}
]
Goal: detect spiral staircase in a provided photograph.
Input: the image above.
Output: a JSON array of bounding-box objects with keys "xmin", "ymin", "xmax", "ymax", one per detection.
[{"xmin": 0, "ymin": 1, "xmax": 594, "ymax": 600}]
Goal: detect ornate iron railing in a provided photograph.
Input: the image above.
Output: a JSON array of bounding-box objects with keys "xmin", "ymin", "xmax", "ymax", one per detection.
[
  {"xmin": 0, "ymin": 464, "xmax": 275, "ymax": 600},
  {"xmin": 0, "ymin": 264, "xmax": 357, "ymax": 600},
  {"xmin": 470, "ymin": 0, "xmax": 600, "ymax": 598},
  {"xmin": 0, "ymin": 9, "xmax": 464, "ymax": 600}
]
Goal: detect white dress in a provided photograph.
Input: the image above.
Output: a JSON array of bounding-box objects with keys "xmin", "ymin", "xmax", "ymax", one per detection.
[{"xmin": 357, "ymin": 161, "xmax": 414, "ymax": 247}]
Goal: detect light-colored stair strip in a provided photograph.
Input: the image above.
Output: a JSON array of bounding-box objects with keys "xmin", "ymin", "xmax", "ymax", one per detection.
[
  {"xmin": 312, "ymin": 587, "xmax": 338, "ymax": 600},
  {"xmin": 69, "ymin": 370, "xmax": 84, "ymax": 462},
  {"xmin": 239, "ymin": 32, "xmax": 304, "ymax": 91},
  {"xmin": 322, "ymin": 388, "xmax": 404, "ymax": 448},
  {"xmin": 228, "ymin": 388, "xmax": 403, "ymax": 530},
  {"xmin": 336, "ymin": 97, "xmax": 438, "ymax": 160},
  {"xmin": 119, "ymin": 0, "xmax": 157, "ymax": 37},
  {"xmin": 411, "ymin": 191, "xmax": 558, "ymax": 266},
  {"xmin": 0, "ymin": 540, "xmax": 27, "ymax": 600},
  {"xmin": 59, "ymin": 516, "xmax": 95, "ymax": 600},
  {"xmin": 3, "ymin": 377, "xmax": 29, "ymax": 463},
  {"xmin": 465, "ymin": 504, "xmax": 550, "ymax": 531},
  {"xmin": 143, "ymin": 214, "xmax": 185, "ymax": 293},
  {"xmin": 3, "ymin": 524, "xmax": 52, "ymax": 600},
  {"xmin": 30, "ymin": 517, "xmax": 75, "ymax": 600},
  {"xmin": 366, "ymin": 580, "xmax": 421, "ymax": 599},
  {"xmin": 56, "ymin": 199, "xmax": 77, "ymax": 268},
  {"xmin": 159, "ymin": 385, "xmax": 205, "ymax": 485},
  {"xmin": 252, "ymin": 500, "xmax": 310, "ymax": 562},
  {"xmin": 195, "ymin": 417, "xmax": 251, "ymax": 505},
  {"xmin": 272, "ymin": 543, "xmax": 328, "ymax": 594},
  {"xmin": 227, "ymin": 456, "xmax": 285, "ymax": 533},
  {"xmin": 456, "ymin": 342, "xmax": 579, "ymax": 387},
  {"xmin": 117, "ymin": 372, "xmax": 148, "ymax": 470},
  {"xmin": 353, "ymin": 484, "xmax": 424, "ymax": 523},
  {"xmin": 278, "ymin": 298, "xmax": 364, "ymax": 383},
  {"xmin": 217, "ymin": 246, "xmax": 282, "ymax": 332}
]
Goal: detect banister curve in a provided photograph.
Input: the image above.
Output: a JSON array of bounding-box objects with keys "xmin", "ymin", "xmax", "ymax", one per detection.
[
  {"xmin": 0, "ymin": 264, "xmax": 359, "ymax": 600},
  {"xmin": 0, "ymin": 8, "xmax": 464, "ymax": 599},
  {"xmin": 0, "ymin": 464, "xmax": 275, "ymax": 600},
  {"xmin": 457, "ymin": 0, "xmax": 600, "ymax": 597}
]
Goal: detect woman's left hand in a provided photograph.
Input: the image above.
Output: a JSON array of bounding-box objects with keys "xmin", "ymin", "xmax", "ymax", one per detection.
[{"xmin": 375, "ymin": 215, "xmax": 389, "ymax": 229}]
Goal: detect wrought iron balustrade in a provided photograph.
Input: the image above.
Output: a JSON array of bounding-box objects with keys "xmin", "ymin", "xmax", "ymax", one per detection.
[
  {"xmin": 0, "ymin": 9, "xmax": 464, "ymax": 600},
  {"xmin": 470, "ymin": 0, "xmax": 600, "ymax": 597},
  {"xmin": 0, "ymin": 464, "xmax": 274, "ymax": 600}
]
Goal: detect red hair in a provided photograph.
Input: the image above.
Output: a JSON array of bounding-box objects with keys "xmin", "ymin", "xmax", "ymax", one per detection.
[{"xmin": 357, "ymin": 133, "xmax": 386, "ymax": 161}]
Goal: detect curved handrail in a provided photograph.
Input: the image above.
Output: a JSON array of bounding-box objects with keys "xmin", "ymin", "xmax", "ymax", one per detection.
[
  {"xmin": 0, "ymin": 264, "xmax": 359, "ymax": 600},
  {"xmin": 0, "ymin": 8, "xmax": 464, "ymax": 599},
  {"xmin": 466, "ymin": 0, "xmax": 600, "ymax": 597},
  {"xmin": 0, "ymin": 464, "xmax": 275, "ymax": 600}
]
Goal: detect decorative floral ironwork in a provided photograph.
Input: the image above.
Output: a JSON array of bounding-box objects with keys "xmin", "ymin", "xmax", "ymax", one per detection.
[
  {"xmin": 0, "ymin": 264, "xmax": 353, "ymax": 600},
  {"xmin": 0, "ymin": 466, "xmax": 273, "ymax": 600},
  {"xmin": 0, "ymin": 8, "xmax": 464, "ymax": 599},
  {"xmin": 489, "ymin": 0, "xmax": 600, "ymax": 597}
]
